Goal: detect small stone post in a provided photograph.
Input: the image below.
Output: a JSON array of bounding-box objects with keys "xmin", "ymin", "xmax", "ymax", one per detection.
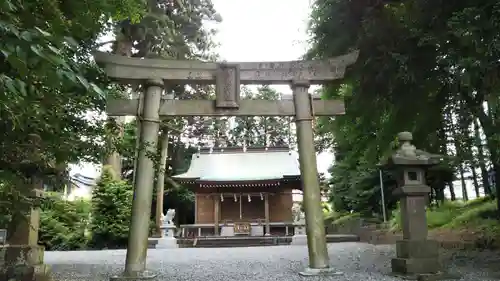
[
  {"xmin": 385, "ymin": 132, "xmax": 442, "ymax": 279},
  {"xmin": 1, "ymin": 134, "xmax": 51, "ymax": 281},
  {"xmin": 1, "ymin": 179, "xmax": 50, "ymax": 281}
]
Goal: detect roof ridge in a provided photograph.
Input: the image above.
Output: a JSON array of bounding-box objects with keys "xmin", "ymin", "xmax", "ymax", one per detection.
[{"xmin": 199, "ymin": 146, "xmax": 290, "ymax": 154}]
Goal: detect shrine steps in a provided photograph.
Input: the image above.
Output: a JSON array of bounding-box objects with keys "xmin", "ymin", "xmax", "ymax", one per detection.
[
  {"xmin": 174, "ymin": 234, "xmax": 359, "ymax": 248},
  {"xmin": 177, "ymin": 236, "xmax": 289, "ymax": 248}
]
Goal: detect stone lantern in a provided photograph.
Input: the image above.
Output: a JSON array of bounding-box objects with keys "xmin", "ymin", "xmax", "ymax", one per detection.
[{"xmin": 382, "ymin": 132, "xmax": 443, "ymax": 278}]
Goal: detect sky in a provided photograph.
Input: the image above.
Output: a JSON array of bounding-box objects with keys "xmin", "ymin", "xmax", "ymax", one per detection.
[{"xmin": 70, "ymin": 0, "xmax": 334, "ymax": 178}]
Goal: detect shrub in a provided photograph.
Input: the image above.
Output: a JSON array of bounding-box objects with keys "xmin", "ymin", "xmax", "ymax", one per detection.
[
  {"xmin": 445, "ymin": 200, "xmax": 497, "ymax": 229},
  {"xmin": 39, "ymin": 193, "xmax": 91, "ymax": 251},
  {"xmin": 426, "ymin": 201, "xmax": 461, "ymax": 229},
  {"xmin": 332, "ymin": 212, "xmax": 362, "ymax": 225},
  {"xmin": 390, "ymin": 200, "xmax": 464, "ymax": 231},
  {"xmin": 89, "ymin": 166, "xmax": 133, "ymax": 249},
  {"xmin": 0, "ymin": 183, "xmax": 11, "ymax": 229}
]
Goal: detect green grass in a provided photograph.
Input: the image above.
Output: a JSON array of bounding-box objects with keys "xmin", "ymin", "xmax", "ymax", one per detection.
[
  {"xmin": 325, "ymin": 197, "xmax": 500, "ymax": 247},
  {"xmin": 332, "ymin": 212, "xmax": 362, "ymax": 225},
  {"xmin": 388, "ymin": 197, "xmax": 500, "ymax": 245}
]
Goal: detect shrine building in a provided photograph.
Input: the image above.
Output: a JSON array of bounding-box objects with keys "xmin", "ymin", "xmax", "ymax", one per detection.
[{"xmin": 173, "ymin": 146, "xmax": 301, "ymax": 237}]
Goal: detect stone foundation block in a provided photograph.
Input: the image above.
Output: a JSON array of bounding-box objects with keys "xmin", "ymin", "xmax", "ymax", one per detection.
[
  {"xmin": 155, "ymin": 237, "xmax": 178, "ymax": 249},
  {"xmin": 299, "ymin": 267, "xmax": 343, "ymax": 277},
  {"xmin": 396, "ymin": 239, "xmax": 439, "ymax": 259},
  {"xmin": 1, "ymin": 264, "xmax": 52, "ymax": 281},
  {"xmin": 109, "ymin": 270, "xmax": 157, "ymax": 281},
  {"xmin": 3, "ymin": 245, "xmax": 45, "ymax": 265},
  {"xmin": 391, "ymin": 257, "xmax": 441, "ymax": 275},
  {"xmin": 0, "ymin": 245, "xmax": 51, "ymax": 281},
  {"xmin": 291, "ymin": 234, "xmax": 308, "ymax": 245}
]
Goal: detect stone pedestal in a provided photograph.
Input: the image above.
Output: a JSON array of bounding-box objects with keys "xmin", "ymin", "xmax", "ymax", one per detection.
[
  {"xmin": 291, "ymin": 223, "xmax": 307, "ymax": 245},
  {"xmin": 109, "ymin": 271, "xmax": 157, "ymax": 281},
  {"xmin": 156, "ymin": 224, "xmax": 178, "ymax": 249},
  {"xmin": 291, "ymin": 234, "xmax": 308, "ymax": 245},
  {"xmin": 391, "ymin": 239, "xmax": 441, "ymax": 275},
  {"xmin": 299, "ymin": 267, "xmax": 343, "ymax": 277},
  {"xmin": 155, "ymin": 237, "xmax": 178, "ymax": 249},
  {"xmin": 1, "ymin": 177, "xmax": 52, "ymax": 281},
  {"xmin": 0, "ymin": 245, "xmax": 51, "ymax": 281},
  {"xmin": 391, "ymin": 186, "xmax": 442, "ymax": 277}
]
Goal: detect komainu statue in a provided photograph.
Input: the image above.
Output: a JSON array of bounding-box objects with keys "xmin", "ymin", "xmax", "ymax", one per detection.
[{"xmin": 161, "ymin": 209, "xmax": 176, "ymax": 226}]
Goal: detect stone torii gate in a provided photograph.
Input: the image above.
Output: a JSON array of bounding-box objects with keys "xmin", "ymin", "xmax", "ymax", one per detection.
[{"xmin": 94, "ymin": 50, "xmax": 359, "ymax": 279}]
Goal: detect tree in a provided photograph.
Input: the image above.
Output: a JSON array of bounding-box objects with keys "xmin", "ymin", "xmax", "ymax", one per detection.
[
  {"xmin": 0, "ymin": 0, "xmax": 144, "ymax": 223},
  {"xmin": 89, "ymin": 166, "xmax": 133, "ymax": 249},
  {"xmin": 228, "ymin": 86, "xmax": 295, "ymax": 148},
  {"xmin": 307, "ymin": 0, "xmax": 500, "ymax": 216}
]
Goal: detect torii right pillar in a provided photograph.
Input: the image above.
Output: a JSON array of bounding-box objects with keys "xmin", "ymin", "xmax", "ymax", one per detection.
[{"xmin": 385, "ymin": 132, "xmax": 450, "ymax": 280}]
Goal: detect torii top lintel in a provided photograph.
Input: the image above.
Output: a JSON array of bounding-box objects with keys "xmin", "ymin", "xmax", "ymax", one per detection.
[{"xmin": 93, "ymin": 51, "xmax": 359, "ymax": 85}]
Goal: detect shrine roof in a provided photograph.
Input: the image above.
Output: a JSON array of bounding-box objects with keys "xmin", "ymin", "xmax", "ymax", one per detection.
[{"xmin": 172, "ymin": 147, "xmax": 300, "ymax": 182}]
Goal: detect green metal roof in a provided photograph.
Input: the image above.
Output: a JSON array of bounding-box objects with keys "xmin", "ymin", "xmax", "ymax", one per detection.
[{"xmin": 173, "ymin": 147, "xmax": 300, "ymax": 182}]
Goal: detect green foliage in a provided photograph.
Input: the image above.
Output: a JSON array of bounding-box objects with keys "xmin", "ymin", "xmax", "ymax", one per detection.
[
  {"xmin": 0, "ymin": 182, "xmax": 12, "ymax": 228},
  {"xmin": 0, "ymin": 0, "xmax": 145, "ymax": 169},
  {"xmin": 445, "ymin": 200, "xmax": 498, "ymax": 230},
  {"xmin": 228, "ymin": 86, "xmax": 294, "ymax": 147},
  {"xmin": 89, "ymin": 166, "xmax": 133, "ymax": 249},
  {"xmin": 0, "ymin": 0, "xmax": 145, "ymax": 223},
  {"xmin": 390, "ymin": 198, "xmax": 499, "ymax": 235},
  {"xmin": 331, "ymin": 212, "xmax": 362, "ymax": 226},
  {"xmin": 390, "ymin": 201, "xmax": 461, "ymax": 231},
  {"xmin": 308, "ymin": 0, "xmax": 500, "ymax": 217},
  {"xmin": 39, "ymin": 194, "xmax": 91, "ymax": 250}
]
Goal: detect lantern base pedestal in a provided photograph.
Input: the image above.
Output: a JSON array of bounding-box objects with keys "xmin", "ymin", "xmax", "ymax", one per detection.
[{"xmin": 391, "ymin": 239, "xmax": 441, "ymax": 276}]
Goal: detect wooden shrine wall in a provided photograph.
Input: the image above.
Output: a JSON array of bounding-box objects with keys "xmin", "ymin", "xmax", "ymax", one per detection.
[
  {"xmin": 196, "ymin": 194, "xmax": 214, "ymax": 224},
  {"xmin": 269, "ymin": 191, "xmax": 293, "ymax": 222},
  {"xmin": 194, "ymin": 191, "xmax": 293, "ymax": 224}
]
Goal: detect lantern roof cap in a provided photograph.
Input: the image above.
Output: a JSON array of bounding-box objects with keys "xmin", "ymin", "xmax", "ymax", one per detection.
[{"xmin": 380, "ymin": 132, "xmax": 442, "ymax": 168}]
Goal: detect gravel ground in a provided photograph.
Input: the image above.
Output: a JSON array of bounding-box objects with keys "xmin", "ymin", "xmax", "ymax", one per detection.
[{"xmin": 45, "ymin": 242, "xmax": 500, "ymax": 281}]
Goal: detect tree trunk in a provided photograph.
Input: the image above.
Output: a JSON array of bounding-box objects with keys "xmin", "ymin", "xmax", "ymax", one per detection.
[
  {"xmin": 474, "ymin": 118, "xmax": 492, "ymax": 196},
  {"xmin": 460, "ymin": 80, "xmax": 499, "ymax": 216},
  {"xmin": 459, "ymin": 165, "xmax": 468, "ymax": 201},
  {"xmin": 435, "ymin": 125, "xmax": 447, "ymax": 203},
  {"xmin": 494, "ymin": 163, "xmax": 500, "ymax": 217},
  {"xmin": 448, "ymin": 182, "xmax": 456, "ymax": 201},
  {"xmin": 470, "ymin": 163, "xmax": 481, "ymax": 198},
  {"xmin": 155, "ymin": 129, "xmax": 169, "ymax": 236},
  {"xmin": 103, "ymin": 35, "xmax": 134, "ymax": 180},
  {"xmin": 473, "ymin": 99, "xmax": 500, "ymax": 216}
]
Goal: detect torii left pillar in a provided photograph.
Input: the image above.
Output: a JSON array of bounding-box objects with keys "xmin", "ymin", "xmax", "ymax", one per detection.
[
  {"xmin": 111, "ymin": 79, "xmax": 163, "ymax": 281},
  {"xmin": 292, "ymin": 80, "xmax": 341, "ymax": 277}
]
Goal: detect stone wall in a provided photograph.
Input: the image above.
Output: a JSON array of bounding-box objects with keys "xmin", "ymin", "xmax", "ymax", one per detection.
[
  {"xmin": 331, "ymin": 219, "xmax": 488, "ymax": 251},
  {"xmin": 324, "ymin": 218, "xmax": 399, "ymax": 244}
]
